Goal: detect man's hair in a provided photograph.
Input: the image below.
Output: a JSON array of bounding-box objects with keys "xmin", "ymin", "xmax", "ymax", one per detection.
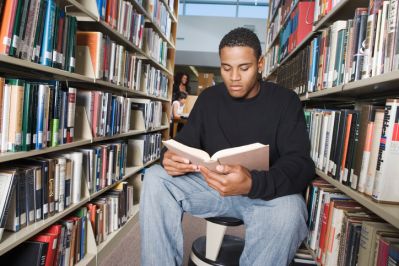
[
  {"xmin": 219, "ymin": 27, "xmax": 262, "ymax": 59},
  {"xmin": 177, "ymin": 91, "xmax": 188, "ymax": 100}
]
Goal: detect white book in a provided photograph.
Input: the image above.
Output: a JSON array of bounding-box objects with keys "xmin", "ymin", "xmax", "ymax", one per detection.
[
  {"xmin": 57, "ymin": 158, "xmax": 66, "ymax": 212},
  {"xmin": 1, "ymin": 84, "xmax": 11, "ymax": 153},
  {"xmin": 376, "ymin": 2, "xmax": 390, "ymax": 75},
  {"xmin": 0, "ymin": 170, "xmax": 17, "ymax": 241},
  {"xmin": 372, "ymin": 9, "xmax": 384, "ymax": 76},
  {"xmin": 65, "ymin": 152, "xmax": 83, "ymax": 204},
  {"xmin": 327, "ymin": 22, "xmax": 339, "ymax": 88},
  {"xmin": 362, "ymin": 13, "xmax": 378, "ymax": 79},
  {"xmin": 324, "ymin": 111, "xmax": 336, "ymax": 174},
  {"xmin": 373, "ymin": 99, "xmax": 399, "ymax": 202},
  {"xmin": 318, "ymin": 112, "xmax": 329, "ymax": 170},
  {"xmin": 364, "ymin": 110, "xmax": 385, "ymax": 195},
  {"xmin": 384, "ymin": 0, "xmax": 398, "ymax": 73},
  {"xmin": 163, "ymin": 139, "xmax": 269, "ymax": 172}
]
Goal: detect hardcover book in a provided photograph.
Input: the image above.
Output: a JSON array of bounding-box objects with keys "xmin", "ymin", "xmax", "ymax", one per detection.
[{"xmin": 162, "ymin": 139, "xmax": 269, "ymax": 172}]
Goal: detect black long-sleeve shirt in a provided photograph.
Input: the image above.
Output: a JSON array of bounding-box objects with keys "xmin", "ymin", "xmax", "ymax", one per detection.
[{"xmin": 167, "ymin": 81, "xmax": 315, "ymax": 201}]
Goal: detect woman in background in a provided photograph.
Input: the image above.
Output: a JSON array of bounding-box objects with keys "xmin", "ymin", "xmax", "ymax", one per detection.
[{"xmin": 172, "ymin": 72, "xmax": 191, "ymax": 101}]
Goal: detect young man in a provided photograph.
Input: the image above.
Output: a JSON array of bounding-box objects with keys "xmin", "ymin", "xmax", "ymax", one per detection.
[{"xmin": 140, "ymin": 27, "xmax": 315, "ymax": 265}]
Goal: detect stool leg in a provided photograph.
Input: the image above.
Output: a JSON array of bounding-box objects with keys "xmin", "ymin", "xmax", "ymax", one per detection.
[{"xmin": 205, "ymin": 221, "xmax": 227, "ymax": 261}]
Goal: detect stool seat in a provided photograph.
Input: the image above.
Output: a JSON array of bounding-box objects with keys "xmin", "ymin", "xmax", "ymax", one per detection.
[
  {"xmin": 189, "ymin": 216, "xmax": 245, "ymax": 266},
  {"xmin": 205, "ymin": 217, "xmax": 244, "ymax": 226},
  {"xmin": 189, "ymin": 235, "xmax": 245, "ymax": 266}
]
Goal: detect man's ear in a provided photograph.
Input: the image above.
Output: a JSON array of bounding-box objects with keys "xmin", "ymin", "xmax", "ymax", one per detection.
[{"xmin": 258, "ymin": 56, "xmax": 265, "ymax": 73}]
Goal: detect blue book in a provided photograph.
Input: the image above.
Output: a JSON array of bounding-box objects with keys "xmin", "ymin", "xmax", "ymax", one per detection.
[
  {"xmin": 40, "ymin": 0, "xmax": 56, "ymax": 66},
  {"xmin": 311, "ymin": 37, "xmax": 320, "ymax": 92}
]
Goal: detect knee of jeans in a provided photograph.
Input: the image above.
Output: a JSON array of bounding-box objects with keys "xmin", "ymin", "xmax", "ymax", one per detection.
[
  {"xmin": 273, "ymin": 195, "xmax": 307, "ymax": 231},
  {"xmin": 142, "ymin": 165, "xmax": 169, "ymax": 196}
]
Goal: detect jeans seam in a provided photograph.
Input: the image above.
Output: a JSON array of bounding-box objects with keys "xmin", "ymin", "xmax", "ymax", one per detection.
[{"xmin": 240, "ymin": 204, "xmax": 255, "ymax": 266}]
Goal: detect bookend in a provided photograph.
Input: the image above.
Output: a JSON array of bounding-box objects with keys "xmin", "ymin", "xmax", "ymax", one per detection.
[
  {"xmin": 65, "ymin": 0, "xmax": 99, "ymax": 22},
  {"xmin": 74, "ymin": 106, "xmax": 93, "ymax": 141},
  {"xmin": 130, "ymin": 110, "xmax": 146, "ymax": 131},
  {"xmin": 75, "ymin": 46, "xmax": 97, "ymax": 79}
]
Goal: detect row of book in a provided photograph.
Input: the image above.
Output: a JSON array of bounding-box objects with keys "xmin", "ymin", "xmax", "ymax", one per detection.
[
  {"xmin": 278, "ymin": 1, "xmax": 315, "ymax": 63},
  {"xmin": 77, "ymin": 91, "xmax": 164, "ymax": 137},
  {"xmin": 100, "ymin": 0, "xmax": 145, "ymax": 49},
  {"xmin": 0, "ymin": 78, "xmax": 76, "ymax": 153},
  {"xmin": 306, "ymin": 178, "xmax": 399, "ymax": 266},
  {"xmin": 0, "ymin": 151, "xmax": 84, "ymax": 236},
  {"xmin": 76, "ymin": 31, "xmax": 169, "ymax": 96},
  {"xmin": 274, "ymin": 1, "xmax": 399, "ymax": 95},
  {"xmin": 87, "ymin": 180, "xmax": 135, "ymax": 245},
  {"xmin": 146, "ymin": 0, "xmax": 173, "ymax": 39},
  {"xmin": 266, "ymin": 0, "xmax": 299, "ymax": 49},
  {"xmin": 0, "ymin": 134, "xmax": 157, "ymax": 242},
  {"xmin": 143, "ymin": 27, "xmax": 169, "ymax": 67},
  {"xmin": 82, "ymin": 142, "xmax": 128, "ymax": 194},
  {"xmin": 0, "ymin": 0, "xmax": 77, "ymax": 71},
  {"xmin": 1, "ymin": 206, "xmax": 89, "ymax": 266},
  {"xmin": 305, "ymin": 99, "xmax": 399, "ymax": 203},
  {"xmin": 126, "ymin": 132, "xmax": 162, "ymax": 166}
]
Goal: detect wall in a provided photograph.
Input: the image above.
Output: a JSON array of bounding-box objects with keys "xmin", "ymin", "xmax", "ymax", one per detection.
[{"xmin": 175, "ymin": 15, "xmax": 267, "ymax": 67}]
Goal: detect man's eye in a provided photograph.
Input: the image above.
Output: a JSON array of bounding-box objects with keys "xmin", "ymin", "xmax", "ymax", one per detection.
[
  {"xmin": 240, "ymin": 67, "xmax": 249, "ymax": 71},
  {"xmin": 223, "ymin": 68, "xmax": 231, "ymax": 71}
]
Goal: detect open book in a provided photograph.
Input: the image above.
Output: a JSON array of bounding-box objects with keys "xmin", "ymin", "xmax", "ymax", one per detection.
[{"xmin": 163, "ymin": 139, "xmax": 269, "ymax": 171}]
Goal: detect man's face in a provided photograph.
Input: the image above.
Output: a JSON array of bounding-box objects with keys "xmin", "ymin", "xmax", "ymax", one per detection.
[{"xmin": 220, "ymin": 46, "xmax": 264, "ymax": 99}]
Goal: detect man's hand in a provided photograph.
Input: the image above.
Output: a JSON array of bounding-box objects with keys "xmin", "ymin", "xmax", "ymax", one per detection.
[
  {"xmin": 199, "ymin": 164, "xmax": 252, "ymax": 196},
  {"xmin": 163, "ymin": 150, "xmax": 199, "ymax": 176}
]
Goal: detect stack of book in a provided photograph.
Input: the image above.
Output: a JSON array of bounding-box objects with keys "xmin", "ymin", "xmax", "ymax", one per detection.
[
  {"xmin": 87, "ymin": 181, "xmax": 134, "ymax": 245},
  {"xmin": 0, "ymin": 78, "xmax": 76, "ymax": 153},
  {"xmin": 146, "ymin": 0, "xmax": 173, "ymax": 39},
  {"xmin": 0, "ymin": 0, "xmax": 77, "ymax": 70},
  {"xmin": 80, "ymin": 141, "xmax": 128, "ymax": 193},
  {"xmin": 99, "ymin": 0, "xmax": 145, "ymax": 49},
  {"xmin": 305, "ymin": 99, "xmax": 399, "ymax": 203},
  {"xmin": 1, "ymin": 206, "xmax": 89, "ymax": 265},
  {"xmin": 127, "ymin": 132, "xmax": 162, "ymax": 166},
  {"xmin": 306, "ymin": 178, "xmax": 399, "ymax": 265},
  {"xmin": 143, "ymin": 28, "xmax": 168, "ymax": 67},
  {"xmin": 275, "ymin": 1, "xmax": 399, "ymax": 95}
]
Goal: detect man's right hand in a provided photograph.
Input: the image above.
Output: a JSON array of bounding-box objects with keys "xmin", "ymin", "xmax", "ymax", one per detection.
[{"xmin": 162, "ymin": 150, "xmax": 199, "ymax": 176}]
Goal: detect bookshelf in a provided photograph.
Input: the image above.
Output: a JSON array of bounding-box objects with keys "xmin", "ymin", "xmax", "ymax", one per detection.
[
  {"xmin": 265, "ymin": 0, "xmax": 399, "ymax": 264},
  {"xmin": 316, "ymin": 170, "xmax": 399, "ymax": 229},
  {"xmin": 0, "ymin": 0, "xmax": 178, "ymax": 264},
  {"xmin": 0, "ymin": 156, "xmax": 158, "ymax": 256}
]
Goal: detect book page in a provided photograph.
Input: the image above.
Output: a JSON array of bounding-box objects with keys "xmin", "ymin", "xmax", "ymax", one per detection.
[{"xmin": 162, "ymin": 139, "xmax": 211, "ymax": 163}]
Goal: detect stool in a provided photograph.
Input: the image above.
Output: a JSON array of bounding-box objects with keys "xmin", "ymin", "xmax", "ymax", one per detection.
[{"xmin": 188, "ymin": 217, "xmax": 245, "ymax": 266}]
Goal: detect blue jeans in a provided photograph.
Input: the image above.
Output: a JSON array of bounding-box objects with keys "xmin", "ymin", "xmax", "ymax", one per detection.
[{"xmin": 140, "ymin": 164, "xmax": 308, "ymax": 266}]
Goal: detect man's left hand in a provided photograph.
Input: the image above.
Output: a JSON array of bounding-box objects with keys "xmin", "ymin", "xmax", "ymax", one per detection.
[{"xmin": 199, "ymin": 164, "xmax": 252, "ymax": 196}]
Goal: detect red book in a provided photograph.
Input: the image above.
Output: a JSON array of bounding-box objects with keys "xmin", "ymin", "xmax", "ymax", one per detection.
[
  {"xmin": 0, "ymin": 0, "xmax": 18, "ymax": 54},
  {"xmin": 43, "ymin": 224, "xmax": 63, "ymax": 266},
  {"xmin": 31, "ymin": 233, "xmax": 58, "ymax": 266},
  {"xmin": 290, "ymin": 2, "xmax": 315, "ymax": 50}
]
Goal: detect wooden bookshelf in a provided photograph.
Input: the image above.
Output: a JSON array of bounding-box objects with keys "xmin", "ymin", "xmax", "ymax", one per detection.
[{"xmin": 316, "ymin": 170, "xmax": 399, "ymax": 230}]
